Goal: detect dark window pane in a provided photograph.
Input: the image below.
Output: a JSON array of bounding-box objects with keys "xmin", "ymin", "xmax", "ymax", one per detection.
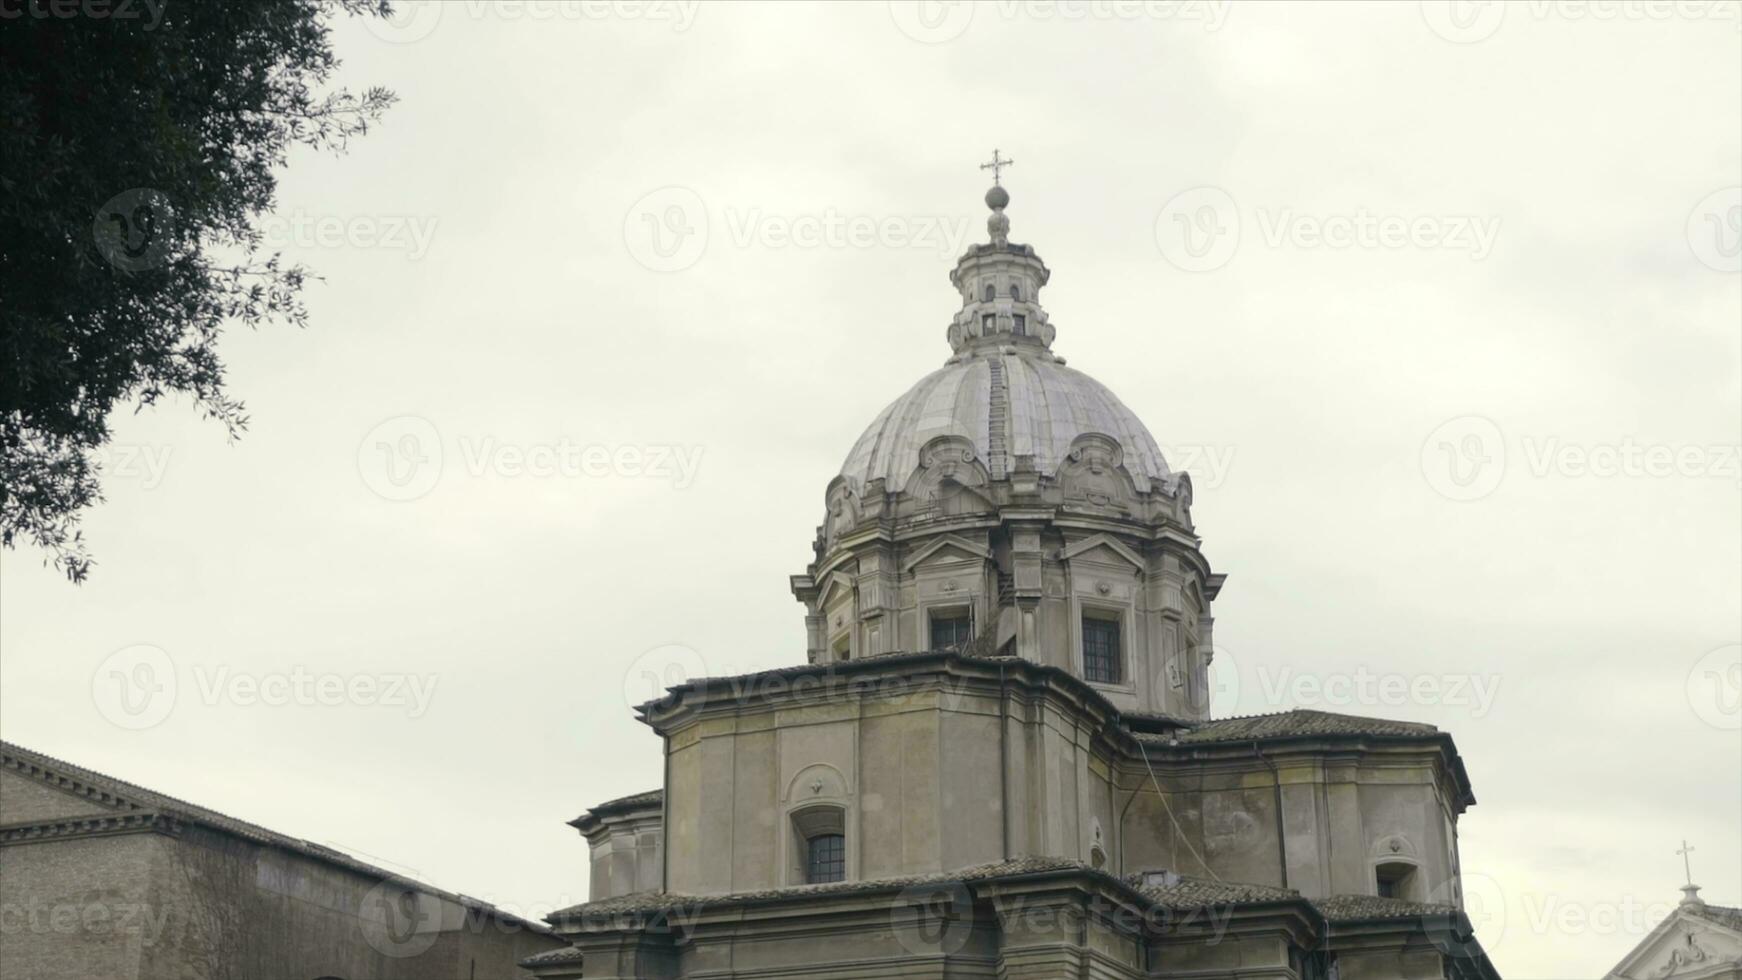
[
  {"xmin": 807, "ymin": 834, "xmax": 845, "ymax": 883},
  {"xmin": 931, "ymin": 614, "xmax": 972, "ymax": 653},
  {"xmin": 1013, "ymin": 314, "xmax": 1027, "ymax": 336},
  {"xmin": 1083, "ymin": 617, "xmax": 1121, "ymax": 684}
]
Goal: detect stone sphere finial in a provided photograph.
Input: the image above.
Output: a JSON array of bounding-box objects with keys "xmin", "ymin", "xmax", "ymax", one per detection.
[{"xmin": 985, "ymin": 184, "xmax": 1010, "ymax": 211}]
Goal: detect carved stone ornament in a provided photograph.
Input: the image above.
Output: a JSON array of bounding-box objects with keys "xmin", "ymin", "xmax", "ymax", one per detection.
[
  {"xmin": 1060, "ymin": 434, "xmax": 1130, "ymax": 510},
  {"xmin": 1653, "ymin": 931, "xmax": 1713, "ymax": 977}
]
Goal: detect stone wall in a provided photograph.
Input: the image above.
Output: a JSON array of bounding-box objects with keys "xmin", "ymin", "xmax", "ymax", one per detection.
[{"xmin": 0, "ymin": 766, "xmax": 561, "ymax": 979}]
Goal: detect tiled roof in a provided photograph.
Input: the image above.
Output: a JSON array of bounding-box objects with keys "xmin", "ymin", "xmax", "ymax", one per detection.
[
  {"xmin": 1313, "ymin": 894, "xmax": 1460, "ymax": 922},
  {"xmin": 643, "ymin": 657, "xmax": 1449, "ymax": 753},
  {"xmin": 1690, "ymin": 902, "xmax": 1742, "ymax": 932},
  {"xmin": 521, "ymin": 944, "xmax": 587, "ymax": 966},
  {"xmin": 575, "ymin": 788, "xmax": 662, "ymax": 823},
  {"xmin": 595, "ymin": 788, "xmax": 662, "ymax": 809},
  {"xmin": 550, "ymin": 856, "xmax": 1090, "ymax": 921},
  {"xmin": 1168, "ymin": 709, "xmax": 1440, "ymax": 745},
  {"xmin": 0, "ymin": 741, "xmax": 551, "ymax": 934},
  {"xmin": 1130, "ymin": 873, "xmax": 1298, "ymax": 910}
]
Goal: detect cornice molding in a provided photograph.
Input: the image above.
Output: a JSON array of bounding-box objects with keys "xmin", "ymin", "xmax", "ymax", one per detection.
[
  {"xmin": 3, "ymin": 753, "xmax": 140, "ymax": 814},
  {"xmin": 0, "ymin": 810, "xmax": 182, "ymax": 847}
]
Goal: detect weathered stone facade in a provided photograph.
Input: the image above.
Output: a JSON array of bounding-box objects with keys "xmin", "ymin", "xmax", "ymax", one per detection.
[
  {"xmin": 541, "ymin": 182, "xmax": 1503, "ymax": 978},
  {"xmin": 0, "ymin": 742, "xmax": 562, "ymax": 980}
]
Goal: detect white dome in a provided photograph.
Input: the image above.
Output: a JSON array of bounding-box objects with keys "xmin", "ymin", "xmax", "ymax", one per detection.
[{"xmin": 839, "ymin": 350, "xmax": 1172, "ymax": 496}]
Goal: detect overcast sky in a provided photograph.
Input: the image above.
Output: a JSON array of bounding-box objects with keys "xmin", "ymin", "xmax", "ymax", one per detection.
[{"xmin": 3, "ymin": 2, "xmax": 1739, "ymax": 975}]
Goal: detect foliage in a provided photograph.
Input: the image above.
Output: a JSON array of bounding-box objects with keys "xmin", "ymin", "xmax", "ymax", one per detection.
[{"xmin": 0, "ymin": 0, "xmax": 395, "ymax": 580}]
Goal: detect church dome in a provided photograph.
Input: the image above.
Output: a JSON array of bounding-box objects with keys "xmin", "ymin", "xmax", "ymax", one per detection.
[
  {"xmin": 836, "ymin": 178, "xmax": 1172, "ymax": 499},
  {"xmin": 795, "ymin": 169, "xmax": 1215, "ymax": 720},
  {"xmin": 838, "ymin": 352, "xmax": 1172, "ymax": 495}
]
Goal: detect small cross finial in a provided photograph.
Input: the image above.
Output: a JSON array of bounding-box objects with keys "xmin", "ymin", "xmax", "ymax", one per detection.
[
  {"xmin": 980, "ymin": 148, "xmax": 1014, "ymax": 185},
  {"xmin": 1677, "ymin": 840, "xmax": 1697, "ymax": 886}
]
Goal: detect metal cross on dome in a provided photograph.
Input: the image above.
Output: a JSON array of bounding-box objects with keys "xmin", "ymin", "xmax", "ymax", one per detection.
[
  {"xmin": 980, "ymin": 148, "xmax": 1014, "ymax": 185},
  {"xmin": 1677, "ymin": 840, "xmax": 1696, "ymax": 886}
]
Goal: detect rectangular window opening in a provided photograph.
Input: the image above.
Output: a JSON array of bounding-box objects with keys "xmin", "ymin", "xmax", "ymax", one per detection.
[
  {"xmin": 1375, "ymin": 864, "xmax": 1416, "ymax": 900},
  {"xmin": 930, "ymin": 611, "xmax": 972, "ymax": 653},
  {"xmin": 1082, "ymin": 615, "xmax": 1122, "ymax": 684},
  {"xmin": 806, "ymin": 834, "xmax": 846, "ymax": 884}
]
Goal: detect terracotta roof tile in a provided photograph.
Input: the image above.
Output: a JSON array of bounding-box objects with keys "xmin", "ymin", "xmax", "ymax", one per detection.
[
  {"xmin": 1166, "ymin": 709, "xmax": 1440, "ymax": 745},
  {"xmin": 550, "ymin": 856, "xmax": 1088, "ymax": 921},
  {"xmin": 1128, "ymin": 872, "xmax": 1298, "ymax": 910},
  {"xmin": 1690, "ymin": 903, "xmax": 1742, "ymax": 932},
  {"xmin": 1313, "ymin": 894, "xmax": 1460, "ymax": 921}
]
